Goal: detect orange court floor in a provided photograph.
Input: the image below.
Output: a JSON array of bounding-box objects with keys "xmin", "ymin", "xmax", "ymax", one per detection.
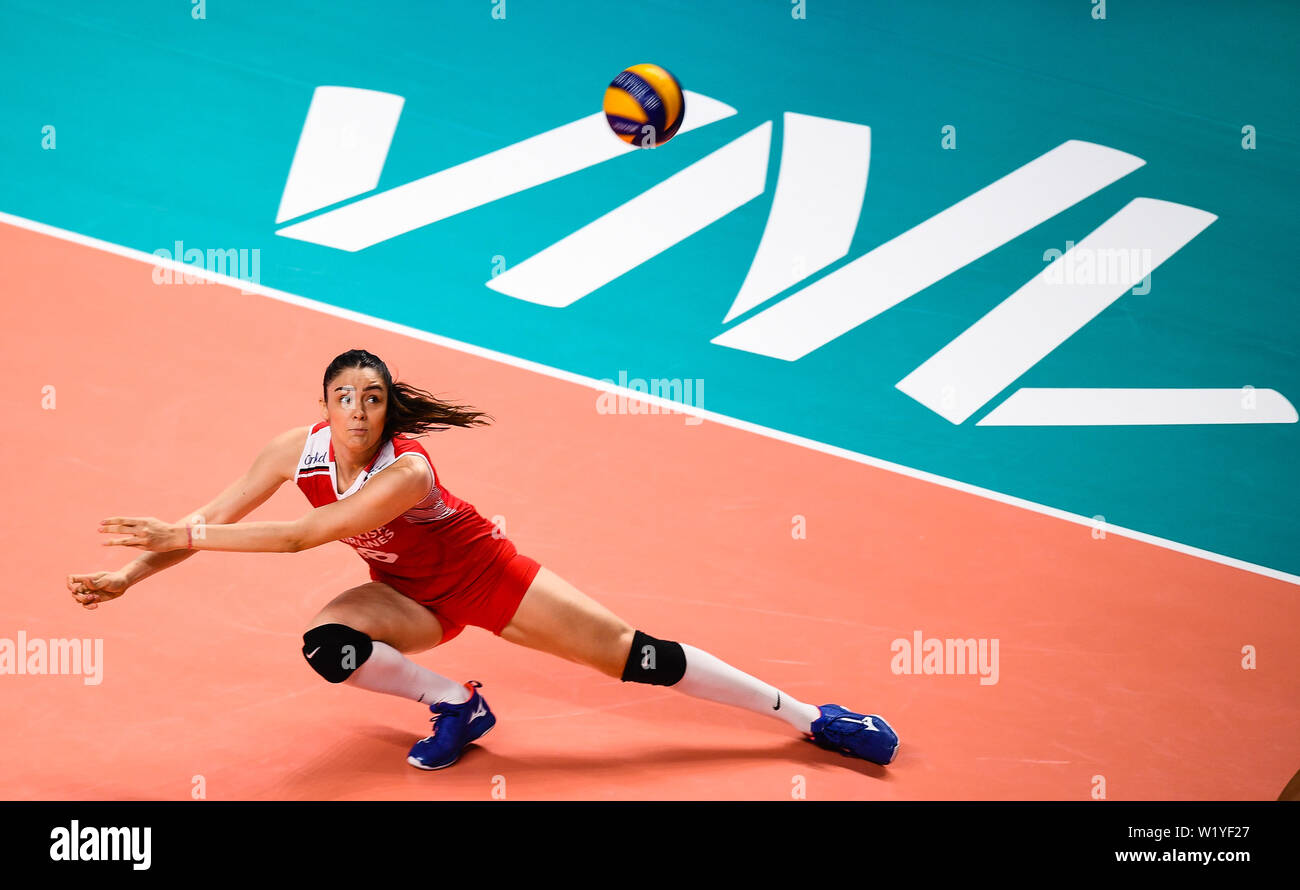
[{"xmin": 2, "ymin": 218, "xmax": 1297, "ymax": 801}]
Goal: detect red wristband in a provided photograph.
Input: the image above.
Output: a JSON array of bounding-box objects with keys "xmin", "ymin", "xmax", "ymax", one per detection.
[{"xmin": 186, "ymin": 525, "xmax": 193, "ymax": 550}]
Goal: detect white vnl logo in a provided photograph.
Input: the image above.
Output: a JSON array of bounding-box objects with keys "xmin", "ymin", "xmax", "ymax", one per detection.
[{"xmin": 276, "ymin": 86, "xmax": 1296, "ymax": 428}]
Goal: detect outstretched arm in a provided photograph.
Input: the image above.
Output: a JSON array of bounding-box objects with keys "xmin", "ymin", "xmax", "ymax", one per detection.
[
  {"xmin": 70, "ymin": 426, "xmax": 306, "ymax": 608},
  {"xmin": 99, "ymin": 453, "xmax": 432, "ymax": 555},
  {"xmin": 122, "ymin": 426, "xmax": 306, "ymax": 581}
]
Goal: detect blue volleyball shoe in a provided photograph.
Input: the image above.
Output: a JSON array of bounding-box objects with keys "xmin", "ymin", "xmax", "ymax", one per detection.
[
  {"xmin": 407, "ymin": 681, "xmax": 496, "ymax": 770},
  {"xmin": 807, "ymin": 704, "xmax": 899, "ymax": 765}
]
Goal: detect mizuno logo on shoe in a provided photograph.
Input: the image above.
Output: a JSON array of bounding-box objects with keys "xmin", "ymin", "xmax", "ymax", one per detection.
[{"xmin": 470, "ymin": 702, "xmax": 488, "ymax": 722}]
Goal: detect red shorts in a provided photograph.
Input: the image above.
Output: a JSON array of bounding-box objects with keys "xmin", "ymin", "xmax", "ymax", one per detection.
[{"xmin": 370, "ymin": 551, "xmax": 542, "ymax": 645}]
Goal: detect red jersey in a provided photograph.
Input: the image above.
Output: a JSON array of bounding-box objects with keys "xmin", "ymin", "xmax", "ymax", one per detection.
[{"xmin": 293, "ymin": 421, "xmax": 514, "ymax": 594}]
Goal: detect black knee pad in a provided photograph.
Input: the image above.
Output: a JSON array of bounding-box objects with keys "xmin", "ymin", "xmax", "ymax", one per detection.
[
  {"xmin": 620, "ymin": 630, "xmax": 686, "ymax": 686},
  {"xmin": 302, "ymin": 623, "xmax": 374, "ymax": 683}
]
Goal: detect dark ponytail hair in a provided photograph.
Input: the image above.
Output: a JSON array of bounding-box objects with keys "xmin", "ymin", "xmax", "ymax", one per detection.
[{"xmin": 322, "ymin": 349, "xmax": 491, "ymax": 439}]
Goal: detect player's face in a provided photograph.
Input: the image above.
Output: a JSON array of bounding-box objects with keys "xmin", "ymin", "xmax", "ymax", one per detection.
[{"xmin": 321, "ymin": 367, "xmax": 388, "ymax": 455}]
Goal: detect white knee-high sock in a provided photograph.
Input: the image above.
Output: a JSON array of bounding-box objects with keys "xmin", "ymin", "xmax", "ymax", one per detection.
[
  {"xmin": 674, "ymin": 643, "xmax": 822, "ymax": 734},
  {"xmin": 344, "ymin": 641, "xmax": 471, "ymax": 706}
]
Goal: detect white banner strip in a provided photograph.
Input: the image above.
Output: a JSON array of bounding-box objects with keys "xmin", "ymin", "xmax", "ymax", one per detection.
[
  {"xmin": 978, "ymin": 388, "xmax": 1297, "ymax": 425},
  {"xmin": 486, "ymin": 123, "xmax": 771, "ymax": 307},
  {"xmin": 712, "ymin": 140, "xmax": 1145, "ymax": 361},
  {"xmin": 276, "ymin": 87, "xmax": 405, "ymax": 224},
  {"xmin": 722, "ymin": 112, "xmax": 870, "ymax": 322},
  {"xmin": 897, "ymin": 197, "xmax": 1217, "ymax": 424},
  {"xmin": 277, "ymin": 91, "xmax": 738, "ymax": 251}
]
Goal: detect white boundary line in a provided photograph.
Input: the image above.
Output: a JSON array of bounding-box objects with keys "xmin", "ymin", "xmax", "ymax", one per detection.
[{"xmin": 4, "ymin": 209, "xmax": 1296, "ymax": 587}]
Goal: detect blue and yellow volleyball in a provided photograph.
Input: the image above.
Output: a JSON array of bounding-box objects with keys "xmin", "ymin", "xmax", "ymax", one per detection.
[{"xmin": 603, "ymin": 63, "xmax": 685, "ymax": 148}]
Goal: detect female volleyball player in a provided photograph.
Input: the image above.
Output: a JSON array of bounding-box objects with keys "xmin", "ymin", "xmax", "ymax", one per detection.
[{"xmin": 67, "ymin": 349, "xmax": 899, "ymax": 771}]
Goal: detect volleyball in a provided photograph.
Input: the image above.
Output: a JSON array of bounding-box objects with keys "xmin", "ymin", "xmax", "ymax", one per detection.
[{"xmin": 603, "ymin": 63, "xmax": 685, "ymax": 148}]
